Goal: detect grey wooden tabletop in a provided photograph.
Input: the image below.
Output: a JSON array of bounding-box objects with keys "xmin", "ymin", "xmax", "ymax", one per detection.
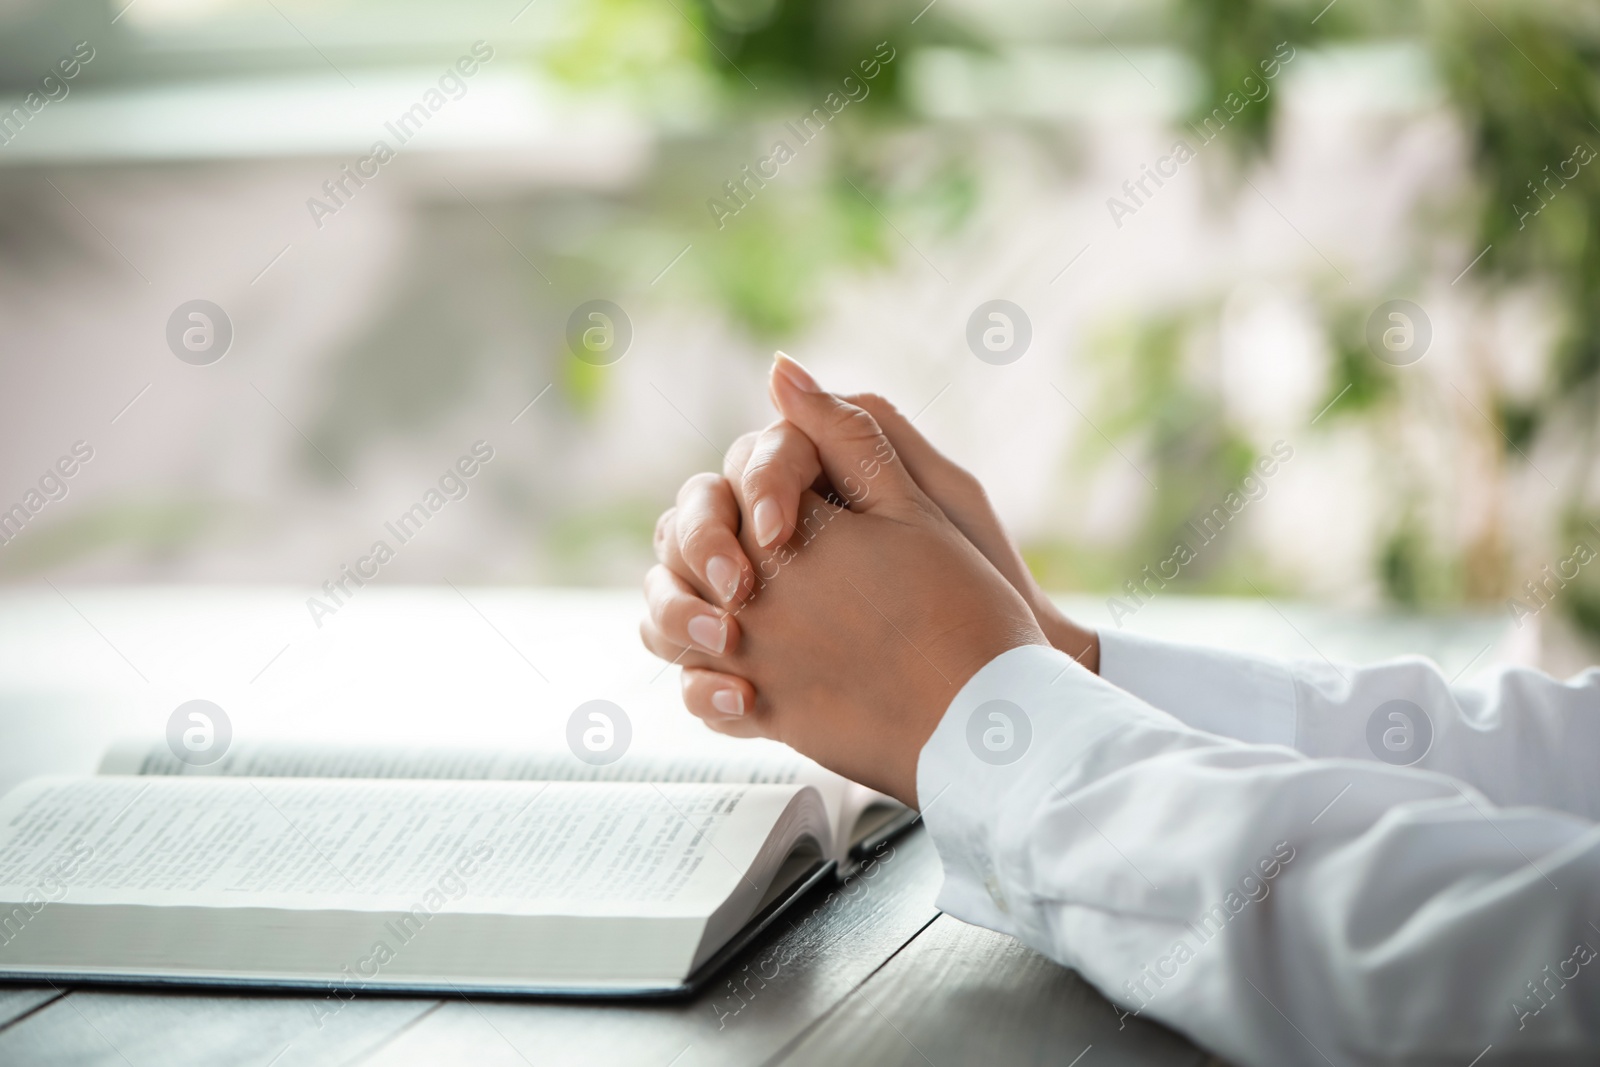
[{"xmin": 0, "ymin": 827, "xmax": 1216, "ymax": 1067}]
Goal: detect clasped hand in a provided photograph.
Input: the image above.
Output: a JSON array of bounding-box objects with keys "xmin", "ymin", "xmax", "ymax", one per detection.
[{"xmin": 639, "ymin": 354, "xmax": 1100, "ymax": 807}]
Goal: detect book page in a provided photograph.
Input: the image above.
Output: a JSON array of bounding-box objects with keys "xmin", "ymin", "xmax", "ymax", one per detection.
[
  {"xmin": 102, "ymin": 738, "xmax": 813, "ymax": 786},
  {"xmin": 0, "ymin": 776, "xmax": 812, "ymax": 917},
  {"xmin": 99, "ymin": 738, "xmax": 884, "ymax": 861}
]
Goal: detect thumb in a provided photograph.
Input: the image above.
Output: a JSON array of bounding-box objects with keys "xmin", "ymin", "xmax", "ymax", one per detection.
[{"xmin": 768, "ymin": 352, "xmax": 920, "ymax": 514}]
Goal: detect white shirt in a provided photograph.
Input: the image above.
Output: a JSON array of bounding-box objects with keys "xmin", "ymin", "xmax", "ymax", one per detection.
[{"xmin": 916, "ymin": 631, "xmax": 1600, "ymax": 1066}]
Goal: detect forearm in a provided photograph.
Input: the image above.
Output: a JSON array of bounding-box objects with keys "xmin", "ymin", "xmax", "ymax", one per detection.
[
  {"xmin": 918, "ymin": 646, "xmax": 1600, "ymax": 1066},
  {"xmin": 1097, "ymin": 629, "xmax": 1600, "ymax": 818}
]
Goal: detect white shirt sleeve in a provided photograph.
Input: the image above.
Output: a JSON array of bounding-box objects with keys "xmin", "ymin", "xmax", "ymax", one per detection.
[
  {"xmin": 917, "ymin": 644, "xmax": 1600, "ymax": 1067},
  {"xmin": 1099, "ymin": 629, "xmax": 1600, "ymax": 819}
]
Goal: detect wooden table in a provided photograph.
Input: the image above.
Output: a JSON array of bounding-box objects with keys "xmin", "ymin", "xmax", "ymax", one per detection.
[{"xmin": 0, "ymin": 588, "xmax": 1513, "ymax": 1066}]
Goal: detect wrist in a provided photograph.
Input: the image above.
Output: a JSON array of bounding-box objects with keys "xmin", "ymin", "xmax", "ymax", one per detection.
[
  {"xmin": 1030, "ymin": 596, "xmax": 1099, "ymax": 674},
  {"xmin": 897, "ymin": 613, "xmax": 1048, "ymax": 809}
]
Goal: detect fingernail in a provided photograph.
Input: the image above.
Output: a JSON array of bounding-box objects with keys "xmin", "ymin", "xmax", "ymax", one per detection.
[
  {"xmin": 706, "ymin": 555, "xmax": 740, "ymax": 603},
  {"xmin": 711, "ymin": 688, "xmax": 745, "ymax": 717},
  {"xmin": 772, "ymin": 351, "xmax": 821, "ymax": 393},
  {"xmin": 687, "ymin": 613, "xmax": 727, "ymax": 654},
  {"xmin": 752, "ymin": 498, "xmax": 783, "ymax": 547}
]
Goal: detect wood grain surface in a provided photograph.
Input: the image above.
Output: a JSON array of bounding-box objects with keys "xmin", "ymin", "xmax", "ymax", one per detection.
[{"xmin": 775, "ymin": 914, "xmax": 1207, "ymax": 1067}]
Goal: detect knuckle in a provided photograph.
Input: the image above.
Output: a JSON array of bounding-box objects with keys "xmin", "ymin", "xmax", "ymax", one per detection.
[
  {"xmin": 740, "ymin": 451, "xmax": 781, "ymax": 494},
  {"xmin": 685, "ymin": 470, "xmax": 723, "ymax": 493},
  {"xmin": 677, "ymin": 514, "xmax": 728, "ymax": 563},
  {"xmin": 677, "ymin": 471, "xmax": 722, "ymax": 507},
  {"xmin": 643, "ymin": 564, "xmax": 673, "ymax": 599},
  {"xmin": 723, "ymin": 432, "xmax": 760, "ymax": 480},
  {"xmin": 833, "ymin": 401, "xmax": 883, "ymax": 442},
  {"xmin": 845, "ymin": 392, "xmax": 898, "ymax": 421},
  {"xmin": 639, "ymin": 619, "xmax": 664, "ymax": 655},
  {"xmin": 653, "ymin": 507, "xmax": 677, "ymax": 547}
]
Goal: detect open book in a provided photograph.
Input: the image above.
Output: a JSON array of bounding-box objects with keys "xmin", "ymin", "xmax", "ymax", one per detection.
[{"xmin": 0, "ymin": 740, "xmax": 912, "ymax": 996}]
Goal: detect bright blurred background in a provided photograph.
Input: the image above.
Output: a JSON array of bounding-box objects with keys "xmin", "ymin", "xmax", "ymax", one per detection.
[{"xmin": 3, "ymin": 0, "xmax": 1599, "ymax": 670}]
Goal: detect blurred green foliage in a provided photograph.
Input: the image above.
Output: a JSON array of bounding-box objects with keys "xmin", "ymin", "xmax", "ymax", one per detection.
[
  {"xmin": 1125, "ymin": 0, "xmax": 1600, "ymax": 631},
  {"xmin": 533, "ymin": 0, "xmax": 1600, "ymax": 626},
  {"xmin": 542, "ymin": 0, "xmax": 977, "ymax": 337},
  {"xmin": 1024, "ymin": 309, "xmax": 1266, "ymax": 599},
  {"xmin": 1434, "ymin": 4, "xmax": 1600, "ymax": 391},
  {"xmin": 1087, "ymin": 312, "xmax": 1257, "ymax": 572}
]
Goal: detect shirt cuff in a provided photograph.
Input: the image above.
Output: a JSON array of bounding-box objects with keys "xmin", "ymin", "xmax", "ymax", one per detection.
[
  {"xmin": 1097, "ymin": 629, "xmax": 1297, "ymax": 748},
  {"xmin": 914, "ymin": 643, "xmax": 1145, "ymax": 942}
]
